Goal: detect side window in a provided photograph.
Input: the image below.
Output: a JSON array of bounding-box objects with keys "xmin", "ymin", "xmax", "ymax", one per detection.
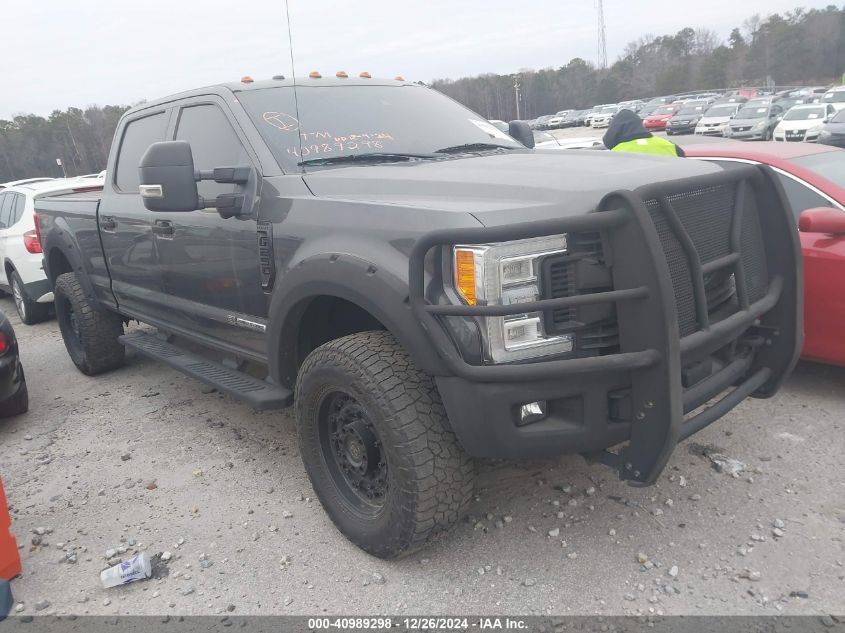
[
  {"xmin": 115, "ymin": 112, "xmax": 168, "ymax": 193},
  {"xmin": 0, "ymin": 193, "xmax": 12, "ymax": 229},
  {"xmin": 775, "ymin": 173, "xmax": 834, "ymax": 223},
  {"xmin": 175, "ymin": 104, "xmax": 249, "ymax": 199},
  {"xmin": 12, "ymin": 194, "xmax": 26, "ymax": 225}
]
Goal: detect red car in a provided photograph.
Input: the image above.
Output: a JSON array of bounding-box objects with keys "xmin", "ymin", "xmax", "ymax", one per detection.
[
  {"xmin": 685, "ymin": 141, "xmax": 845, "ymax": 366},
  {"xmin": 643, "ymin": 103, "xmax": 681, "ymax": 131}
]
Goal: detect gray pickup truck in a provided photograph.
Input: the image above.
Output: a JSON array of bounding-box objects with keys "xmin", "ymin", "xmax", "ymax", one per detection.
[{"xmin": 35, "ymin": 76, "xmax": 802, "ymax": 558}]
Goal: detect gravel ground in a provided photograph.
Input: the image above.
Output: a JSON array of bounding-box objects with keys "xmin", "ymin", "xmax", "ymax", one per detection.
[{"xmin": 1, "ymin": 286, "xmax": 844, "ymax": 619}]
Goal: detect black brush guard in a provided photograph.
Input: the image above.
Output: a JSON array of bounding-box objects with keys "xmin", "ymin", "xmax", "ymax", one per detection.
[{"xmin": 409, "ymin": 165, "xmax": 802, "ymax": 485}]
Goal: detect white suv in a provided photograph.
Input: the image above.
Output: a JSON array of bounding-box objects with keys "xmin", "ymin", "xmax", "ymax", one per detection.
[{"xmin": 0, "ymin": 177, "xmax": 104, "ymax": 324}]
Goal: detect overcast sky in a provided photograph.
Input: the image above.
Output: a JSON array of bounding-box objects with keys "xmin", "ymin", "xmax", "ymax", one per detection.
[{"xmin": 1, "ymin": 0, "xmax": 831, "ymax": 118}]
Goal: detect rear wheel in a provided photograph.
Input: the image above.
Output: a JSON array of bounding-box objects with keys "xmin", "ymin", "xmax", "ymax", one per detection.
[
  {"xmin": 54, "ymin": 272, "xmax": 125, "ymax": 375},
  {"xmin": 295, "ymin": 331, "xmax": 474, "ymax": 558},
  {"xmin": 10, "ymin": 271, "xmax": 50, "ymax": 325}
]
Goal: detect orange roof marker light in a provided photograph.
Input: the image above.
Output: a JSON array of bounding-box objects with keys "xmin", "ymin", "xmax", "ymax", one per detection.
[
  {"xmin": 359, "ymin": 71, "xmax": 372, "ymax": 78},
  {"xmin": 336, "ymin": 70, "xmax": 349, "ymax": 78},
  {"xmin": 240, "ymin": 76, "xmax": 254, "ymax": 83},
  {"xmin": 309, "ymin": 70, "xmax": 322, "ymax": 79},
  {"xmin": 394, "ymin": 75, "xmax": 405, "ymax": 81}
]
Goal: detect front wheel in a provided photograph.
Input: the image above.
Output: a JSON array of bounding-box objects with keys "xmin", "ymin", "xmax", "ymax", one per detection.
[{"xmin": 295, "ymin": 331, "xmax": 475, "ymax": 559}]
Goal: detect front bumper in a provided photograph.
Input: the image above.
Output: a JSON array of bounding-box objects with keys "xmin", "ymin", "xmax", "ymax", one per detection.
[
  {"xmin": 410, "ymin": 166, "xmax": 802, "ymax": 485},
  {"xmin": 667, "ymin": 123, "xmax": 697, "ymax": 134},
  {"xmin": 726, "ymin": 128, "xmax": 766, "ymax": 140},
  {"xmin": 775, "ymin": 131, "xmax": 823, "ymax": 143},
  {"xmin": 695, "ymin": 125, "xmax": 727, "ymax": 136}
]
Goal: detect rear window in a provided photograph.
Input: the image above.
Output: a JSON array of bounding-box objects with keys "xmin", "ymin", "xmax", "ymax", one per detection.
[
  {"xmin": 115, "ymin": 112, "xmax": 168, "ymax": 192},
  {"xmin": 12, "ymin": 193, "xmax": 25, "ymax": 225},
  {"xmin": 0, "ymin": 193, "xmax": 13, "ymax": 228}
]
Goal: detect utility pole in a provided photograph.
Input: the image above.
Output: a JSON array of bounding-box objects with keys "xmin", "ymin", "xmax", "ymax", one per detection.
[
  {"xmin": 596, "ymin": 0, "xmax": 608, "ymax": 69},
  {"xmin": 513, "ymin": 78, "xmax": 521, "ymax": 120}
]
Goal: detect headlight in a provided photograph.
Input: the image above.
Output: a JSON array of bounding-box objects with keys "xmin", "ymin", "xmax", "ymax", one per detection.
[
  {"xmin": 453, "ymin": 236, "xmax": 574, "ymax": 363},
  {"xmin": 753, "ymin": 121, "xmax": 766, "ymax": 131},
  {"xmin": 819, "ymin": 129, "xmax": 832, "ymax": 139}
]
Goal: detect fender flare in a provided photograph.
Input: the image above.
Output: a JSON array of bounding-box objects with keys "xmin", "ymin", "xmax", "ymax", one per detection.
[
  {"xmin": 41, "ymin": 227, "xmax": 102, "ymax": 309},
  {"xmin": 266, "ymin": 253, "xmax": 450, "ymax": 388}
]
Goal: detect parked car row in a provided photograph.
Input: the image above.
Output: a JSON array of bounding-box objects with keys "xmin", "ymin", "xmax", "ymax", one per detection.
[{"xmin": 530, "ymin": 85, "xmax": 845, "ymax": 142}]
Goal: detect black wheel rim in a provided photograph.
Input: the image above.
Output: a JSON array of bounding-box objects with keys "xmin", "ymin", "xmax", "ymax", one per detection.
[
  {"xmin": 318, "ymin": 390, "xmax": 388, "ymax": 515},
  {"xmin": 57, "ymin": 294, "xmax": 83, "ymax": 355}
]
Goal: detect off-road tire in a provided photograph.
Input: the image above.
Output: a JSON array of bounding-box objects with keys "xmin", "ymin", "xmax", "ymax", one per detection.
[
  {"xmin": 10, "ymin": 270, "xmax": 50, "ymax": 325},
  {"xmin": 0, "ymin": 377, "xmax": 28, "ymax": 418},
  {"xmin": 295, "ymin": 330, "xmax": 474, "ymax": 559},
  {"xmin": 54, "ymin": 272, "xmax": 124, "ymax": 376}
]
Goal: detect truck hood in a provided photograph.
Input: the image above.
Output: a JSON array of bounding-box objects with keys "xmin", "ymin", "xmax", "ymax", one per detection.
[{"xmin": 303, "ymin": 151, "xmax": 722, "ymax": 226}]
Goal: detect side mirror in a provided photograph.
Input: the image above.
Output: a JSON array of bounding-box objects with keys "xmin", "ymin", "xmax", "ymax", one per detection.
[
  {"xmin": 139, "ymin": 141, "xmax": 200, "ymax": 212},
  {"xmin": 799, "ymin": 207, "xmax": 845, "ymax": 235},
  {"xmin": 508, "ymin": 120, "xmax": 535, "ymax": 149},
  {"xmin": 139, "ymin": 140, "xmax": 250, "ymax": 217}
]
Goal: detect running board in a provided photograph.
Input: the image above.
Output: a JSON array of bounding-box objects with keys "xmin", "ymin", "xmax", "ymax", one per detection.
[{"xmin": 119, "ymin": 331, "xmax": 292, "ymax": 410}]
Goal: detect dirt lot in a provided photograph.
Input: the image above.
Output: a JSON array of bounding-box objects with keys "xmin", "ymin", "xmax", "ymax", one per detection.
[{"xmin": 1, "ymin": 292, "xmax": 843, "ymax": 618}]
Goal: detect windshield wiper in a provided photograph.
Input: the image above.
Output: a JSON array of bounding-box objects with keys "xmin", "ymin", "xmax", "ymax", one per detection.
[
  {"xmin": 298, "ymin": 152, "xmax": 435, "ymax": 166},
  {"xmin": 434, "ymin": 142, "xmax": 517, "ymax": 154}
]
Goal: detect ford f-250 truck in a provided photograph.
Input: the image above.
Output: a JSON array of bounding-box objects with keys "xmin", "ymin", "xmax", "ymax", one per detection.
[{"xmin": 35, "ymin": 76, "xmax": 802, "ymax": 558}]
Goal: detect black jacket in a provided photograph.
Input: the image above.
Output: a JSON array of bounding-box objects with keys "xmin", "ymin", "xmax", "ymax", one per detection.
[{"xmin": 603, "ymin": 109, "xmax": 685, "ymax": 156}]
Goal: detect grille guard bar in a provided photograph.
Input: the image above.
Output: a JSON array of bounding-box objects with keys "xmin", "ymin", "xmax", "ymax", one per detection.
[{"xmin": 408, "ymin": 164, "xmax": 802, "ymax": 485}]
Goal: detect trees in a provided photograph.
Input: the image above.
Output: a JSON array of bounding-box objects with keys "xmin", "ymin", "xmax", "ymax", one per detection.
[
  {"xmin": 432, "ymin": 6, "xmax": 845, "ymax": 120},
  {"xmin": 0, "ymin": 105, "xmax": 129, "ymax": 183}
]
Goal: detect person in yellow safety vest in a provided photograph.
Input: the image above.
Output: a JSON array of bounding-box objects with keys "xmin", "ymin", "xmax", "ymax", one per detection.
[{"xmin": 602, "ymin": 108, "xmax": 686, "ymax": 157}]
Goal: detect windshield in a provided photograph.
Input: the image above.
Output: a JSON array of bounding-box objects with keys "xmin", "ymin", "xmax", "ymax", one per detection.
[
  {"xmin": 705, "ymin": 105, "xmax": 739, "ymax": 117},
  {"xmin": 791, "ymin": 152, "xmax": 845, "ymax": 189},
  {"xmin": 832, "ymin": 109, "xmax": 845, "ymax": 123},
  {"xmin": 678, "ymin": 105, "xmax": 706, "ymax": 116},
  {"xmin": 783, "ymin": 107, "xmax": 826, "ymax": 121},
  {"xmin": 822, "ymin": 91, "xmax": 845, "ymax": 103},
  {"xmin": 239, "ymin": 84, "xmax": 523, "ymax": 170},
  {"xmin": 654, "ymin": 105, "xmax": 676, "ymax": 115},
  {"xmin": 735, "ymin": 107, "xmax": 768, "ymax": 120}
]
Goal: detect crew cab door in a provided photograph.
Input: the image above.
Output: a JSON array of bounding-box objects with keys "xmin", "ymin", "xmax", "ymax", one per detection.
[
  {"xmin": 151, "ymin": 98, "xmax": 266, "ymax": 355},
  {"xmin": 99, "ymin": 109, "xmax": 170, "ymax": 316}
]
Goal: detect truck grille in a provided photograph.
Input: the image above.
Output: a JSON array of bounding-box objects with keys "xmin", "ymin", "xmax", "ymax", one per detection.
[
  {"xmin": 542, "ymin": 232, "xmax": 620, "ymax": 355},
  {"xmin": 645, "ymin": 183, "xmax": 768, "ymax": 337}
]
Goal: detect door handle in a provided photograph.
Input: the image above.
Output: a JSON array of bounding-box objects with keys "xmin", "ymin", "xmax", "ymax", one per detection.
[
  {"xmin": 100, "ymin": 216, "xmax": 116, "ymax": 231},
  {"xmin": 152, "ymin": 219, "xmax": 174, "ymax": 236}
]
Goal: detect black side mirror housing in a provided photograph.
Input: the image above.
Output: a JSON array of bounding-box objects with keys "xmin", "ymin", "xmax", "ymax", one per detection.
[
  {"xmin": 139, "ymin": 141, "xmax": 200, "ymax": 212},
  {"xmin": 508, "ymin": 121, "xmax": 535, "ymax": 149}
]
